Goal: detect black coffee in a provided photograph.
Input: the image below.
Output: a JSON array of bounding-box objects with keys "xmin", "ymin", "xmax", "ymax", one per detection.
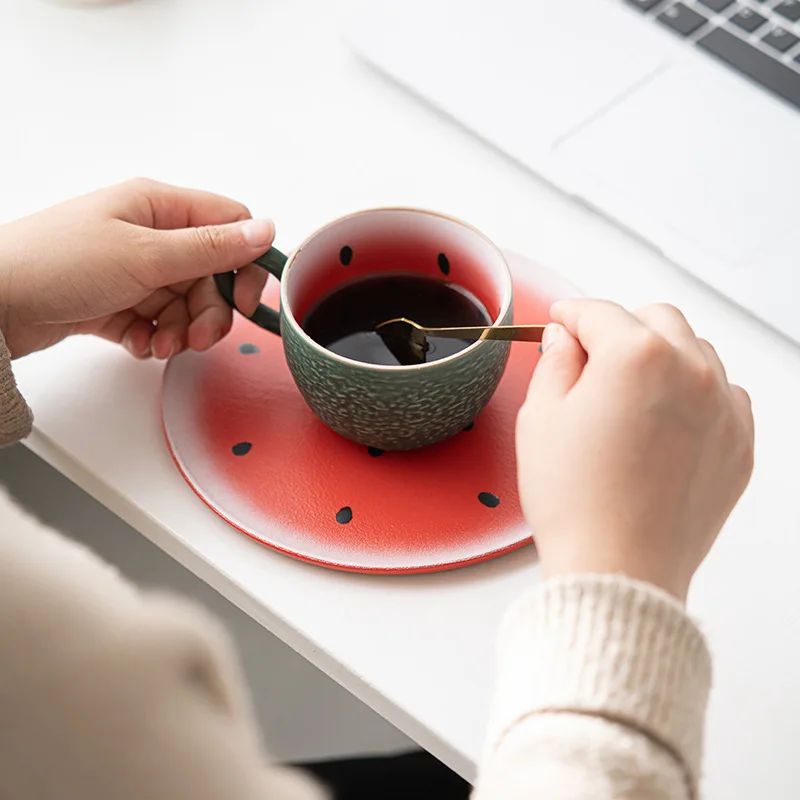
[{"xmin": 302, "ymin": 274, "xmax": 492, "ymax": 366}]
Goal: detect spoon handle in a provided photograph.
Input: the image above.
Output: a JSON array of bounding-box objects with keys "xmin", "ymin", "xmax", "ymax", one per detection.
[{"xmin": 421, "ymin": 324, "xmax": 547, "ymax": 343}]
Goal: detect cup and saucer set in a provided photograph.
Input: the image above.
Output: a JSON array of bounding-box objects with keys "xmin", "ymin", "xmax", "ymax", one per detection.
[{"xmin": 162, "ymin": 208, "xmax": 579, "ymax": 574}]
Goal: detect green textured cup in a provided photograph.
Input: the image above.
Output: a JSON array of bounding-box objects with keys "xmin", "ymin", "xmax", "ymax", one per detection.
[{"xmin": 214, "ymin": 208, "xmax": 513, "ymax": 451}]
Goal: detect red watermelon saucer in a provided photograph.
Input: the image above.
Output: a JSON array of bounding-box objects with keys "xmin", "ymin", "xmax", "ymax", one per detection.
[{"xmin": 162, "ymin": 251, "xmax": 579, "ymax": 574}]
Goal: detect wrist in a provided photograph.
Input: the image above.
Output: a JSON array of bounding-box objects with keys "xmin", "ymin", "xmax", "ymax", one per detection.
[{"xmin": 540, "ymin": 550, "xmax": 690, "ymax": 603}]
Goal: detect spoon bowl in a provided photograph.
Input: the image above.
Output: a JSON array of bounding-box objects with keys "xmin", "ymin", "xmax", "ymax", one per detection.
[{"xmin": 375, "ymin": 317, "xmax": 547, "ymax": 365}]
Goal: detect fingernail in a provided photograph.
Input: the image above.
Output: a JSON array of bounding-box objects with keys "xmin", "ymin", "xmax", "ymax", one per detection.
[
  {"xmin": 241, "ymin": 219, "xmax": 274, "ymax": 248},
  {"xmin": 542, "ymin": 323, "xmax": 562, "ymax": 353},
  {"xmin": 125, "ymin": 332, "xmax": 149, "ymax": 359}
]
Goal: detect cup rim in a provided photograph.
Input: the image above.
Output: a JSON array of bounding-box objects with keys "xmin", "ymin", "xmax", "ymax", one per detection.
[{"xmin": 279, "ymin": 206, "xmax": 513, "ymax": 372}]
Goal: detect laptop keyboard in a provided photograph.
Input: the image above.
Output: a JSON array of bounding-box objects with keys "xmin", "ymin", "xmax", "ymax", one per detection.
[{"xmin": 625, "ymin": 0, "xmax": 800, "ymax": 109}]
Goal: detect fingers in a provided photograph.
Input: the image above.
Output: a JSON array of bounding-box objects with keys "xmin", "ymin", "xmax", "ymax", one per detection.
[
  {"xmin": 96, "ymin": 276, "xmax": 238, "ymax": 359},
  {"xmin": 151, "ymin": 295, "xmax": 191, "ymax": 359},
  {"xmin": 731, "ymin": 384, "xmax": 755, "ymax": 438},
  {"xmin": 550, "ymin": 299, "xmax": 645, "ymax": 354},
  {"xmin": 113, "ymin": 178, "xmax": 252, "ymax": 230},
  {"xmin": 698, "ymin": 338, "xmax": 728, "ymax": 382},
  {"xmin": 634, "ymin": 306, "xmax": 753, "ymax": 445},
  {"xmin": 186, "ymin": 277, "xmax": 233, "ymax": 351},
  {"xmin": 88, "ymin": 312, "xmax": 154, "ymax": 359},
  {"xmin": 110, "ymin": 178, "xmax": 276, "ymax": 288},
  {"xmin": 525, "ymin": 323, "xmax": 587, "ymax": 402},
  {"xmin": 731, "ymin": 384, "xmax": 752, "ymax": 416},
  {"xmin": 633, "ymin": 303, "xmax": 701, "ymax": 356},
  {"xmin": 232, "ymin": 262, "xmax": 270, "ymax": 318},
  {"xmin": 697, "ymin": 340, "xmax": 751, "ymax": 439},
  {"xmin": 631, "ymin": 308, "xmax": 751, "ymax": 437},
  {"xmin": 85, "ymin": 179, "xmax": 275, "ymax": 356},
  {"xmin": 123, "ymin": 320, "xmax": 156, "ymax": 359},
  {"xmin": 140, "ymin": 218, "xmax": 275, "ymax": 287}
]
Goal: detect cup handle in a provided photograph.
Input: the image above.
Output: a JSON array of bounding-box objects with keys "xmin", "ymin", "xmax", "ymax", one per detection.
[{"xmin": 213, "ymin": 247, "xmax": 288, "ymax": 336}]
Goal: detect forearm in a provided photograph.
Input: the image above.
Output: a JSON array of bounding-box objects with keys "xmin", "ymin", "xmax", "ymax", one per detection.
[{"xmin": 475, "ymin": 575, "xmax": 711, "ymax": 800}]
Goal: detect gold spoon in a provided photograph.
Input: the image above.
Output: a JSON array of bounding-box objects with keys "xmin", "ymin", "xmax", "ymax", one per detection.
[{"xmin": 375, "ymin": 317, "xmax": 546, "ymax": 365}]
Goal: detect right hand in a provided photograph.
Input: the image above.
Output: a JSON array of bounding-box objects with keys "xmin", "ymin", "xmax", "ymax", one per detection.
[{"xmin": 516, "ymin": 300, "xmax": 754, "ymax": 601}]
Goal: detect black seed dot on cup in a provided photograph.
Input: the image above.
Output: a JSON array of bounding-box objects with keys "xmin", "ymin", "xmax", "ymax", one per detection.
[
  {"xmin": 340, "ymin": 245, "xmax": 353, "ymax": 266},
  {"xmin": 368, "ymin": 447, "xmax": 384, "ymax": 457},
  {"xmin": 478, "ymin": 492, "xmax": 500, "ymax": 508},
  {"xmin": 463, "ymin": 421, "xmax": 475, "ymax": 432},
  {"xmin": 336, "ymin": 506, "xmax": 353, "ymax": 524},
  {"xmin": 437, "ymin": 253, "xmax": 450, "ymax": 275},
  {"xmin": 538, "ymin": 344, "xmax": 543, "ymax": 355},
  {"xmin": 232, "ymin": 442, "xmax": 252, "ymax": 456},
  {"xmin": 239, "ymin": 343, "xmax": 259, "ymax": 355}
]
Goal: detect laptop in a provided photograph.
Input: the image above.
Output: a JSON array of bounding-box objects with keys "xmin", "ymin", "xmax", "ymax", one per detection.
[{"xmin": 345, "ymin": 0, "xmax": 800, "ymax": 345}]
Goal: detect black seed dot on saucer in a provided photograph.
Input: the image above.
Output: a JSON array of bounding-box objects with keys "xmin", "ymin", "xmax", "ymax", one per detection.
[
  {"xmin": 239, "ymin": 343, "xmax": 259, "ymax": 355},
  {"xmin": 478, "ymin": 492, "xmax": 500, "ymax": 508},
  {"xmin": 232, "ymin": 442, "xmax": 252, "ymax": 456},
  {"xmin": 437, "ymin": 253, "xmax": 450, "ymax": 275},
  {"xmin": 368, "ymin": 447, "xmax": 385, "ymax": 457},
  {"xmin": 336, "ymin": 506, "xmax": 353, "ymax": 524},
  {"xmin": 463, "ymin": 421, "xmax": 475, "ymax": 432},
  {"xmin": 340, "ymin": 245, "xmax": 353, "ymax": 266}
]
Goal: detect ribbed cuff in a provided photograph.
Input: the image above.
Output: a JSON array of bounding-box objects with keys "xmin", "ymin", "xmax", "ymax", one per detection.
[
  {"xmin": 486, "ymin": 574, "xmax": 711, "ymax": 791},
  {"xmin": 0, "ymin": 329, "xmax": 32, "ymax": 445}
]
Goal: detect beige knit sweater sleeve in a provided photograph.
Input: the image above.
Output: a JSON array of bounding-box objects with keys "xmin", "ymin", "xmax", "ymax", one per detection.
[
  {"xmin": 475, "ymin": 577, "xmax": 711, "ymax": 800},
  {"xmin": 0, "ymin": 331, "xmax": 711, "ymax": 800},
  {"xmin": 0, "ymin": 329, "xmax": 33, "ymax": 443}
]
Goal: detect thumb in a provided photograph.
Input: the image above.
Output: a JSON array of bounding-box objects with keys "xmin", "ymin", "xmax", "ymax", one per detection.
[
  {"xmin": 526, "ymin": 323, "xmax": 587, "ymax": 401},
  {"xmin": 147, "ymin": 218, "xmax": 275, "ymax": 282}
]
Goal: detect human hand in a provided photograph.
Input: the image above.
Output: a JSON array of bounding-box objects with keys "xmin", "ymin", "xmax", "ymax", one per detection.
[
  {"xmin": 0, "ymin": 178, "xmax": 275, "ymax": 359},
  {"xmin": 517, "ymin": 300, "xmax": 754, "ymax": 601}
]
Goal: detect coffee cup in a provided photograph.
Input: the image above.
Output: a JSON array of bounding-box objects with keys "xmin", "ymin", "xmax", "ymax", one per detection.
[{"xmin": 214, "ymin": 208, "xmax": 514, "ymax": 451}]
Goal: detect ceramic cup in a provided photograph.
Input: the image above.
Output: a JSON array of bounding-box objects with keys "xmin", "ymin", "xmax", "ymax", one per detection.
[{"xmin": 214, "ymin": 208, "xmax": 514, "ymax": 451}]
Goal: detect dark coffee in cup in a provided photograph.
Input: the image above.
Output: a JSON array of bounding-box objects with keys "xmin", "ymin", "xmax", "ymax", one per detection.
[
  {"xmin": 214, "ymin": 207, "xmax": 514, "ymax": 450},
  {"xmin": 302, "ymin": 274, "xmax": 491, "ymax": 366}
]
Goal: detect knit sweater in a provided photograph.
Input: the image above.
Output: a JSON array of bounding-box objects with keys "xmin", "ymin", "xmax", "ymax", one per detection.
[{"xmin": 0, "ymin": 330, "xmax": 711, "ymax": 799}]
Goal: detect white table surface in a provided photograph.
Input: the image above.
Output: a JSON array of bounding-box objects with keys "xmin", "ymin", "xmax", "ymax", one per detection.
[{"xmin": 2, "ymin": 1, "xmax": 799, "ymax": 796}]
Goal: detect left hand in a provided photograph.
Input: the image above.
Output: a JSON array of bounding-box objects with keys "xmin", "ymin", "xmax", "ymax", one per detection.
[{"xmin": 0, "ymin": 178, "xmax": 275, "ymax": 359}]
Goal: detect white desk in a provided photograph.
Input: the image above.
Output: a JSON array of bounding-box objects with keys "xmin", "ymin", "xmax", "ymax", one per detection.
[{"xmin": 2, "ymin": 1, "xmax": 800, "ymax": 796}]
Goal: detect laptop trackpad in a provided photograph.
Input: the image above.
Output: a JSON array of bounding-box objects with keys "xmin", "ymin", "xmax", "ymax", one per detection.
[{"xmin": 556, "ymin": 65, "xmax": 800, "ymax": 263}]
